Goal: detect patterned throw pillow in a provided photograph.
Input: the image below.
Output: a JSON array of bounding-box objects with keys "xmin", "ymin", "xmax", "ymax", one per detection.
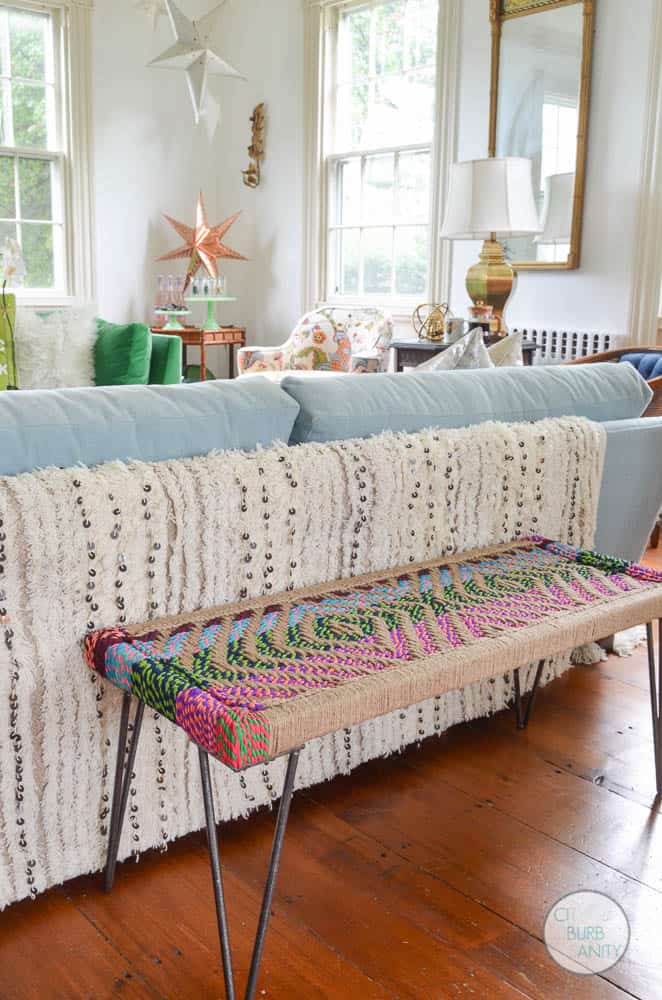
[
  {"xmin": 285, "ymin": 313, "xmax": 351, "ymax": 372},
  {"xmin": 488, "ymin": 331, "xmax": 524, "ymax": 367},
  {"xmin": 416, "ymin": 328, "xmax": 493, "ymax": 372}
]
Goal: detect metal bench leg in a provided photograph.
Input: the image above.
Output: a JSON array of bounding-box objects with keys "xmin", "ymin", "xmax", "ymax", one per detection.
[
  {"xmin": 245, "ymin": 750, "xmax": 300, "ymax": 1000},
  {"xmin": 646, "ymin": 622, "xmax": 662, "ymax": 796},
  {"xmin": 199, "ymin": 748, "xmax": 236, "ymax": 1000},
  {"xmin": 198, "ymin": 748, "xmax": 300, "ymax": 1000},
  {"xmin": 105, "ymin": 692, "xmax": 145, "ymax": 892},
  {"xmin": 513, "ymin": 660, "xmax": 545, "ymax": 730}
]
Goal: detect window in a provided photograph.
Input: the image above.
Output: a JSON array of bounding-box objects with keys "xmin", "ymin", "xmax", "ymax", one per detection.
[
  {"xmin": 0, "ymin": 5, "xmax": 66, "ymax": 291},
  {"xmin": 325, "ymin": 0, "xmax": 439, "ymax": 307}
]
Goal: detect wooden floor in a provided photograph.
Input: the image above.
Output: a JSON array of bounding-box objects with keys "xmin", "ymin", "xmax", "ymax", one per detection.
[{"xmin": 1, "ymin": 549, "xmax": 661, "ymax": 1000}]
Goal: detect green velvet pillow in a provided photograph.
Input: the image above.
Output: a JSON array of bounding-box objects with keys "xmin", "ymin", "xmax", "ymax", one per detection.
[{"xmin": 95, "ymin": 319, "xmax": 152, "ymax": 386}]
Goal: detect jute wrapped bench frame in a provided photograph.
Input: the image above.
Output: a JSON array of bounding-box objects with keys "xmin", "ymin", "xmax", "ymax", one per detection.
[{"xmin": 85, "ymin": 538, "xmax": 662, "ymax": 1000}]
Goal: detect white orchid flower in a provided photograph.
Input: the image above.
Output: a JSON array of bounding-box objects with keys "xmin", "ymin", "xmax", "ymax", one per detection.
[{"xmin": 1, "ymin": 237, "xmax": 26, "ymax": 288}]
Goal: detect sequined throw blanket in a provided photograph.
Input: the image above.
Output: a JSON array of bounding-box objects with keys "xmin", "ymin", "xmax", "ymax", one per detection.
[
  {"xmin": 85, "ymin": 539, "xmax": 662, "ymax": 771},
  {"xmin": 0, "ymin": 416, "xmax": 607, "ymax": 907}
]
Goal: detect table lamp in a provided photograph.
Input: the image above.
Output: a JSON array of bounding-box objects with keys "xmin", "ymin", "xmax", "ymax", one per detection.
[
  {"xmin": 536, "ymin": 171, "xmax": 575, "ymax": 247},
  {"xmin": 440, "ymin": 158, "xmax": 542, "ymax": 335}
]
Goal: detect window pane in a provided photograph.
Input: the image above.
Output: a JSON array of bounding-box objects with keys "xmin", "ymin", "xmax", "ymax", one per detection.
[
  {"xmin": 340, "ymin": 228, "xmax": 359, "ymax": 295},
  {"xmin": 363, "ymin": 228, "xmax": 393, "ymax": 295},
  {"xmin": 18, "ymin": 157, "xmax": 52, "ymax": 219},
  {"xmin": 10, "ymin": 10, "xmax": 48, "ymax": 81},
  {"xmin": 375, "ymin": 2, "xmax": 404, "ymax": 77},
  {"xmin": 0, "ymin": 155, "xmax": 16, "ymax": 217},
  {"xmin": 339, "ymin": 158, "xmax": 361, "ymax": 225},
  {"xmin": 335, "ymin": 1, "xmax": 438, "ymax": 152},
  {"xmin": 0, "ymin": 79, "xmax": 9, "ymax": 144},
  {"xmin": 12, "ymin": 82, "xmax": 48, "ymax": 147},
  {"xmin": 364, "ymin": 154, "xmax": 394, "ymax": 222},
  {"xmin": 22, "ymin": 222, "xmax": 54, "ymax": 287},
  {"xmin": 355, "ymin": 68, "xmax": 436, "ymax": 149},
  {"xmin": 395, "ymin": 226, "xmax": 427, "ymax": 296},
  {"xmin": 397, "ymin": 150, "xmax": 430, "ymax": 220},
  {"xmin": 405, "ymin": 0, "xmax": 438, "ymax": 70},
  {"xmin": 338, "ymin": 7, "xmax": 370, "ymax": 87},
  {"xmin": 0, "ymin": 221, "xmax": 16, "ymax": 243}
]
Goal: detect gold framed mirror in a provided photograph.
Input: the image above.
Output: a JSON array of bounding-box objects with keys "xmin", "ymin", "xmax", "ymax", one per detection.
[{"xmin": 489, "ymin": 0, "xmax": 595, "ymax": 270}]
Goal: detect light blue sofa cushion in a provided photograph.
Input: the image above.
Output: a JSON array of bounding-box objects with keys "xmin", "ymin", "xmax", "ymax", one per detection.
[
  {"xmin": 596, "ymin": 417, "xmax": 662, "ymax": 561},
  {"xmin": 0, "ymin": 379, "xmax": 300, "ymax": 476},
  {"xmin": 282, "ymin": 364, "xmax": 653, "ymax": 444}
]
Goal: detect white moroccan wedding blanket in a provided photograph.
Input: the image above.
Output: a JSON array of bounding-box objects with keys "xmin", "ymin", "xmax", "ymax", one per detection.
[{"xmin": 0, "ymin": 417, "xmax": 605, "ymax": 908}]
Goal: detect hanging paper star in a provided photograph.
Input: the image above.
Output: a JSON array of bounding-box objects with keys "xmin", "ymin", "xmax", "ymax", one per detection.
[
  {"xmin": 134, "ymin": 0, "xmax": 166, "ymax": 31},
  {"xmin": 148, "ymin": 0, "xmax": 243, "ymax": 124},
  {"xmin": 157, "ymin": 192, "xmax": 248, "ymax": 290}
]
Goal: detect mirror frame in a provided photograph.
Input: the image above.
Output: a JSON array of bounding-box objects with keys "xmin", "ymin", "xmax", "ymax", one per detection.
[{"xmin": 488, "ymin": 0, "xmax": 595, "ymax": 271}]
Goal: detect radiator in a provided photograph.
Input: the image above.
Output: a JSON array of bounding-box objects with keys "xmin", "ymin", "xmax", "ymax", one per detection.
[{"xmin": 513, "ymin": 328, "xmax": 616, "ymax": 365}]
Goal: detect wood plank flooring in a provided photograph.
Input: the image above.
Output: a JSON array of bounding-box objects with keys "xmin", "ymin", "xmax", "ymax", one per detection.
[{"xmin": 0, "ymin": 547, "xmax": 660, "ymax": 1000}]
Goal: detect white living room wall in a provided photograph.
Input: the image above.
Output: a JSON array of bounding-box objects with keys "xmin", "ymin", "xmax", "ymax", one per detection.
[
  {"xmin": 91, "ymin": 0, "xmax": 658, "ymax": 352},
  {"xmin": 92, "ymin": 0, "xmax": 304, "ymax": 369}
]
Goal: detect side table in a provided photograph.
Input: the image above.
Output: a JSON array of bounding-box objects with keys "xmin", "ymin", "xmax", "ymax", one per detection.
[
  {"xmin": 392, "ymin": 337, "xmax": 539, "ymax": 372},
  {"xmin": 151, "ymin": 326, "xmax": 246, "ymax": 381}
]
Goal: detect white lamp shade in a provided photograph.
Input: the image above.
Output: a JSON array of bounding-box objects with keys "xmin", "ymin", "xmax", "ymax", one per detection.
[
  {"xmin": 440, "ymin": 158, "xmax": 542, "ymax": 240},
  {"xmin": 536, "ymin": 172, "xmax": 575, "ymax": 245}
]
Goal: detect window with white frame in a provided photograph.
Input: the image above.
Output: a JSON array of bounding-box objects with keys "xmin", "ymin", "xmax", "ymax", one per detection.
[
  {"xmin": 0, "ymin": 0, "xmax": 93, "ymax": 300},
  {"xmin": 325, "ymin": 0, "xmax": 439, "ymax": 307}
]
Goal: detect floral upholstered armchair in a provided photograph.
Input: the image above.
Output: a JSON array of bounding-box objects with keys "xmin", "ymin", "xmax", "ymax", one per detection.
[{"xmin": 237, "ymin": 307, "xmax": 393, "ymax": 376}]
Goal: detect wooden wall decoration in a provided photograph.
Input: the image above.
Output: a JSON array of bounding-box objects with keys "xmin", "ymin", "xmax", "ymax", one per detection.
[{"xmin": 242, "ymin": 103, "xmax": 266, "ymax": 188}]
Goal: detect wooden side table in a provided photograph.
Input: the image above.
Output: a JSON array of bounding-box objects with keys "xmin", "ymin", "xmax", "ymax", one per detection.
[
  {"xmin": 392, "ymin": 337, "xmax": 539, "ymax": 371},
  {"xmin": 151, "ymin": 326, "xmax": 246, "ymax": 380}
]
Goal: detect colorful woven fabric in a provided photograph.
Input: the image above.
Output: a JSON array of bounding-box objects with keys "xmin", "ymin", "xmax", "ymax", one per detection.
[{"xmin": 84, "ymin": 538, "xmax": 662, "ymax": 771}]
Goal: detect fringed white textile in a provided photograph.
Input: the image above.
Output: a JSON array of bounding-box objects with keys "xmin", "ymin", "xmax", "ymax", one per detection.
[
  {"xmin": 570, "ymin": 626, "xmax": 647, "ymax": 664},
  {"xmin": 0, "ymin": 417, "xmax": 605, "ymax": 908}
]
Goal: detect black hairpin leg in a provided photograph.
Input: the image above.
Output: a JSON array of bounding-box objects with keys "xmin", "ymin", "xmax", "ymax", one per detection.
[
  {"xmin": 646, "ymin": 622, "xmax": 662, "ymax": 796},
  {"xmin": 199, "ymin": 748, "xmax": 236, "ymax": 1000},
  {"xmin": 198, "ymin": 748, "xmax": 300, "ymax": 1000},
  {"xmin": 513, "ymin": 660, "xmax": 545, "ymax": 730},
  {"xmin": 105, "ymin": 692, "xmax": 145, "ymax": 892},
  {"xmin": 245, "ymin": 750, "xmax": 300, "ymax": 1000}
]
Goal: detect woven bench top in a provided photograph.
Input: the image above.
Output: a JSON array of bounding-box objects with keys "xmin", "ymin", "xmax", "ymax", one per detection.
[{"xmin": 84, "ymin": 538, "xmax": 662, "ymax": 771}]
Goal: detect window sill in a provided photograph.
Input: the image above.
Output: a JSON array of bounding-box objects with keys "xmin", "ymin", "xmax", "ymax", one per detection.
[
  {"xmin": 13, "ymin": 292, "xmax": 80, "ymax": 310},
  {"xmin": 321, "ymin": 296, "xmax": 421, "ymax": 323}
]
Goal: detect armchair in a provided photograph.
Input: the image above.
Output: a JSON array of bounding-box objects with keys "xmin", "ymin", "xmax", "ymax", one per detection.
[{"xmin": 238, "ymin": 307, "xmax": 393, "ymax": 376}]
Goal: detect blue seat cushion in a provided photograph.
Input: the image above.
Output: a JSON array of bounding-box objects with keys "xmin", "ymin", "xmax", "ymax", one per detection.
[
  {"xmin": 0, "ymin": 379, "xmax": 300, "ymax": 476},
  {"xmin": 282, "ymin": 363, "xmax": 653, "ymax": 445},
  {"xmin": 620, "ymin": 352, "xmax": 662, "ymax": 381}
]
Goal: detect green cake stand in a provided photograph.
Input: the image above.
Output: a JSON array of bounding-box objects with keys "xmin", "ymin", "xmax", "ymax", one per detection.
[{"xmin": 185, "ymin": 296, "xmax": 238, "ymax": 333}]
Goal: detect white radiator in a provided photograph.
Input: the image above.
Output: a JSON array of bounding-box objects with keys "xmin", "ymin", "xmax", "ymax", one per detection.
[{"xmin": 514, "ymin": 328, "xmax": 617, "ymax": 365}]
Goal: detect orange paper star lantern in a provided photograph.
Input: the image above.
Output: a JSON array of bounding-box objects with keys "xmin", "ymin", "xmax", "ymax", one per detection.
[{"xmin": 157, "ymin": 191, "xmax": 248, "ymax": 290}]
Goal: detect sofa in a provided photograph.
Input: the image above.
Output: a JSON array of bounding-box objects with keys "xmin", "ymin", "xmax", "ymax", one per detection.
[
  {"xmin": 568, "ymin": 344, "xmax": 662, "ymax": 417},
  {"xmin": 0, "ymin": 362, "xmax": 661, "ymax": 911},
  {"xmin": 0, "ymin": 362, "xmax": 659, "ymax": 559}
]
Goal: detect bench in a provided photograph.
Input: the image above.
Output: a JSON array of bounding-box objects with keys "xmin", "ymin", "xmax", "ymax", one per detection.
[{"xmin": 84, "ymin": 537, "xmax": 662, "ymax": 1000}]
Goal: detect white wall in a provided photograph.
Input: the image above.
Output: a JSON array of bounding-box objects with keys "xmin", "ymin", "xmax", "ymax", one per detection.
[
  {"xmin": 92, "ymin": 0, "xmax": 304, "ymax": 371},
  {"xmin": 451, "ymin": 0, "xmax": 655, "ymax": 339},
  {"xmin": 92, "ymin": 0, "xmax": 658, "ymax": 353}
]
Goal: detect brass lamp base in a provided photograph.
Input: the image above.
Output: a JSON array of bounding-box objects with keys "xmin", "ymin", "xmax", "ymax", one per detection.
[{"xmin": 465, "ymin": 239, "xmax": 515, "ymax": 337}]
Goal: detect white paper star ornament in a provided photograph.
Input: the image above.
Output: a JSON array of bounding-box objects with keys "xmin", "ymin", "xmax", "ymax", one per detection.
[{"xmin": 148, "ymin": 0, "xmax": 243, "ymax": 124}]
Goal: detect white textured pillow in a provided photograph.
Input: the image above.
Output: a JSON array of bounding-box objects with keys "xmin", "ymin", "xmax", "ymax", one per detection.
[
  {"xmin": 417, "ymin": 328, "xmax": 493, "ymax": 372},
  {"xmin": 488, "ymin": 331, "xmax": 524, "ymax": 368},
  {"xmin": 15, "ymin": 305, "xmax": 97, "ymax": 389}
]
